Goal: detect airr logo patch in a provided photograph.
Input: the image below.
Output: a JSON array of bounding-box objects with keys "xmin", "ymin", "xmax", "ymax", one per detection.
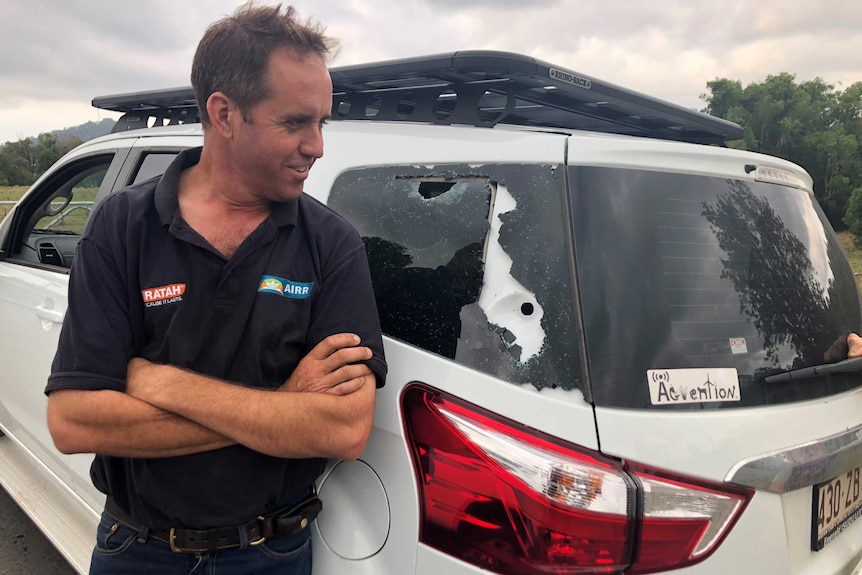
[{"xmin": 258, "ymin": 275, "xmax": 313, "ymax": 300}]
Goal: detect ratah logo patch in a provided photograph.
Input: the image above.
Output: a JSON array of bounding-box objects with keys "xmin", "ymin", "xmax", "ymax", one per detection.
[
  {"xmin": 258, "ymin": 275, "xmax": 313, "ymax": 300},
  {"xmin": 141, "ymin": 283, "xmax": 186, "ymax": 308}
]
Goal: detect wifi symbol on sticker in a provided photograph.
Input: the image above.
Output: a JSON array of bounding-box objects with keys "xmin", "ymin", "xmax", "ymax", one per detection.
[{"xmin": 651, "ymin": 371, "xmax": 670, "ymax": 383}]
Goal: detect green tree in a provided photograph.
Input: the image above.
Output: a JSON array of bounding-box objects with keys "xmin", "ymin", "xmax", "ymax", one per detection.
[
  {"xmin": 702, "ymin": 76, "xmax": 862, "ymax": 232},
  {"xmin": 0, "ymin": 133, "xmax": 83, "ymax": 186},
  {"xmin": 844, "ymin": 186, "xmax": 862, "ymax": 246},
  {"xmin": 4, "ymin": 138, "xmax": 39, "ymax": 184},
  {"xmin": 35, "ymin": 133, "xmax": 62, "ymax": 175}
]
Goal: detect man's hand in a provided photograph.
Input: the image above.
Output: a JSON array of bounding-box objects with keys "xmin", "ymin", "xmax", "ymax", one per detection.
[
  {"xmin": 849, "ymin": 333, "xmax": 862, "ymax": 358},
  {"xmin": 282, "ymin": 333, "xmax": 374, "ymax": 395}
]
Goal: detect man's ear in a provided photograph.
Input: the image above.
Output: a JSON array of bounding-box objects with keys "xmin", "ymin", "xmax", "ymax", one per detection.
[{"xmin": 207, "ymin": 92, "xmax": 235, "ymax": 138}]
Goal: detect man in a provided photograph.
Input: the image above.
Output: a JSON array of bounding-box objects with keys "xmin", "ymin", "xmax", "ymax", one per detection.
[{"xmin": 45, "ymin": 4, "xmax": 386, "ymax": 574}]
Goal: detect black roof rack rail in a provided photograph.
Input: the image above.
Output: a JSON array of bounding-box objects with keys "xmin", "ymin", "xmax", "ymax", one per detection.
[
  {"xmin": 93, "ymin": 50, "xmax": 743, "ymax": 145},
  {"xmin": 92, "ymin": 86, "xmax": 200, "ymax": 132}
]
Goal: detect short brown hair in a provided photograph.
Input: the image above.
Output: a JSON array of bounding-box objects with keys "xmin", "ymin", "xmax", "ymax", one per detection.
[{"xmin": 191, "ymin": 2, "xmax": 338, "ymax": 126}]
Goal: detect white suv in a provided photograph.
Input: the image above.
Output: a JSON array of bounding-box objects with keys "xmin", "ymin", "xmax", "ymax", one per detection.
[{"xmin": 2, "ymin": 51, "xmax": 862, "ymax": 575}]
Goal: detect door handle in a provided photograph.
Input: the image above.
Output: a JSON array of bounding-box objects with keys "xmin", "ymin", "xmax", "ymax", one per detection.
[{"xmin": 35, "ymin": 303, "xmax": 65, "ymax": 324}]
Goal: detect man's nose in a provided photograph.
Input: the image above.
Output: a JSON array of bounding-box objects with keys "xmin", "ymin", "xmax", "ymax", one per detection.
[{"xmin": 300, "ymin": 125, "xmax": 324, "ymax": 158}]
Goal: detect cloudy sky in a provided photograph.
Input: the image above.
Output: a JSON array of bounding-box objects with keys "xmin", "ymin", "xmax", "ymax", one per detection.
[{"xmin": 1, "ymin": 0, "xmax": 860, "ymax": 143}]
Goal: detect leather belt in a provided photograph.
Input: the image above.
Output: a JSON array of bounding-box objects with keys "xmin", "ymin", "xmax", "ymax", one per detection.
[{"xmin": 103, "ymin": 492, "xmax": 322, "ymax": 553}]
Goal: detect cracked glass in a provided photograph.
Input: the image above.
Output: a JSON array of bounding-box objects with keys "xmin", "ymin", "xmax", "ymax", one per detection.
[{"xmin": 329, "ymin": 164, "xmax": 585, "ymax": 394}]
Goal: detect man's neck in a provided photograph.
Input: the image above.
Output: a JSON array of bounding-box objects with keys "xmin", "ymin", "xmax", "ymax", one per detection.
[{"xmin": 176, "ymin": 148, "xmax": 272, "ymax": 259}]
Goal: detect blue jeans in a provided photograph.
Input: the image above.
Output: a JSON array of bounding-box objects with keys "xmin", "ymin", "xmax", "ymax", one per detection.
[{"xmin": 88, "ymin": 513, "xmax": 312, "ymax": 575}]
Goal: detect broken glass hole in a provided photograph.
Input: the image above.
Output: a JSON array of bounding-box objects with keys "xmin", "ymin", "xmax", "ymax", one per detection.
[{"xmin": 418, "ymin": 181, "xmax": 456, "ymax": 199}]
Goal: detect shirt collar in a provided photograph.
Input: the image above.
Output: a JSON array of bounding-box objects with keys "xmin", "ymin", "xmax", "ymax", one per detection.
[{"xmin": 155, "ymin": 147, "xmax": 298, "ymax": 228}]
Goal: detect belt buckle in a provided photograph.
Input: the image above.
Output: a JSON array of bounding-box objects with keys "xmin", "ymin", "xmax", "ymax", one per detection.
[
  {"xmin": 168, "ymin": 528, "xmax": 183, "ymax": 553},
  {"xmin": 168, "ymin": 528, "xmax": 210, "ymax": 553},
  {"xmin": 249, "ymin": 517, "xmax": 267, "ymax": 546}
]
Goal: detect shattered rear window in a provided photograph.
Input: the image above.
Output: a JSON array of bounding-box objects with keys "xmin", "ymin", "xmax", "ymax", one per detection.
[{"xmin": 328, "ymin": 164, "xmax": 585, "ymax": 394}]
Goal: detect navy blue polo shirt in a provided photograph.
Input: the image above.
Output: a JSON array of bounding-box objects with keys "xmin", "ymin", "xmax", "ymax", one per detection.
[{"xmin": 47, "ymin": 147, "xmax": 387, "ymax": 529}]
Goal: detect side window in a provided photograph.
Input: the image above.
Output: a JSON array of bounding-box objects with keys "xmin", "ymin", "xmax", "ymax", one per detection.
[
  {"xmin": 329, "ymin": 164, "xmax": 585, "ymax": 394},
  {"xmin": 131, "ymin": 153, "xmax": 177, "ymax": 185},
  {"xmin": 31, "ymin": 168, "xmax": 105, "ymax": 235},
  {"xmin": 7, "ymin": 154, "xmax": 116, "ymax": 269}
]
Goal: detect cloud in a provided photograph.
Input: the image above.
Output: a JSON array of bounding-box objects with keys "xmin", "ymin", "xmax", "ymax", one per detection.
[{"xmin": 0, "ymin": 0, "xmax": 860, "ymax": 142}]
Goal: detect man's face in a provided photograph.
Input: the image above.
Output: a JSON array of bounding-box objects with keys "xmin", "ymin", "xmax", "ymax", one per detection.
[{"xmin": 231, "ymin": 49, "xmax": 332, "ymax": 202}]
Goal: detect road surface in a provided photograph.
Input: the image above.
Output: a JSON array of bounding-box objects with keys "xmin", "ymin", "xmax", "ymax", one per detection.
[{"xmin": 0, "ymin": 485, "xmax": 79, "ymax": 574}]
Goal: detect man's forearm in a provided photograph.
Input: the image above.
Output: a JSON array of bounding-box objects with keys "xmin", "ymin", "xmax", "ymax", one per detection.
[
  {"xmin": 47, "ymin": 389, "xmax": 235, "ymax": 458},
  {"xmin": 129, "ymin": 362, "xmax": 375, "ymax": 460}
]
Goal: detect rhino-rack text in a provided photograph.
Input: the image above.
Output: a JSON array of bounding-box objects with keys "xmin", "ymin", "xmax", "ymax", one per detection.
[{"xmin": 549, "ymin": 68, "xmax": 592, "ymax": 90}]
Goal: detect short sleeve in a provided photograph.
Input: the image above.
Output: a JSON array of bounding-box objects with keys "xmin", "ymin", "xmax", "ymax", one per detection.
[
  {"xmin": 46, "ymin": 229, "xmax": 136, "ymax": 394},
  {"xmin": 307, "ymin": 241, "xmax": 387, "ymax": 388}
]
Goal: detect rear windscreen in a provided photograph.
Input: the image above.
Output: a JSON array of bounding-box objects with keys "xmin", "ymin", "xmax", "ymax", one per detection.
[{"xmin": 571, "ymin": 166, "xmax": 862, "ymax": 409}]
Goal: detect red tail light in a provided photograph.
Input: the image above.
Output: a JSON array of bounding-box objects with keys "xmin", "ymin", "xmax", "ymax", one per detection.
[
  {"xmin": 627, "ymin": 470, "xmax": 752, "ymax": 573},
  {"xmin": 402, "ymin": 385, "xmax": 752, "ymax": 574}
]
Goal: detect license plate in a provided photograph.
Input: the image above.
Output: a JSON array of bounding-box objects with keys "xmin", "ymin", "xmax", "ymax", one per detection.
[{"xmin": 813, "ymin": 466, "xmax": 862, "ymax": 550}]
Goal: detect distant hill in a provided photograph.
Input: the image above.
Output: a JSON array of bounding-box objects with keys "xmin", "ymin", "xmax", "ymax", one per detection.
[
  {"xmin": 0, "ymin": 118, "xmax": 116, "ymax": 149},
  {"xmin": 51, "ymin": 118, "xmax": 115, "ymax": 143}
]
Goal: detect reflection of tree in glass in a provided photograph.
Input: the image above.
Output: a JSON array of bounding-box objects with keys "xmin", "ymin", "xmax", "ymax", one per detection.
[
  {"xmin": 702, "ymin": 180, "xmax": 830, "ymax": 367},
  {"xmin": 363, "ymin": 236, "xmax": 484, "ymax": 359},
  {"xmin": 363, "ymin": 236, "xmax": 413, "ymax": 282}
]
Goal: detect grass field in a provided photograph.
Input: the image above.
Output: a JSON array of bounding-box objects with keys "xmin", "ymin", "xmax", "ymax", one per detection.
[
  {"xmin": 0, "ymin": 186, "xmax": 28, "ymax": 219},
  {"xmin": 0, "ymin": 185, "xmax": 96, "ymax": 231},
  {"xmin": 0, "ymin": 186, "xmax": 28, "ymax": 201}
]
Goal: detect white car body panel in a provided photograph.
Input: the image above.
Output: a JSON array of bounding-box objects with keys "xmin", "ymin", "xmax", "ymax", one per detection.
[
  {"xmin": 596, "ymin": 390, "xmax": 862, "ymax": 574},
  {"xmin": 1, "ymin": 117, "xmax": 861, "ymax": 575}
]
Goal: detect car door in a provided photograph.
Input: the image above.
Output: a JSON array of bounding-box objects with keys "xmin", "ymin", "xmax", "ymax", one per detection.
[{"xmin": 0, "ymin": 141, "xmax": 129, "ymax": 498}]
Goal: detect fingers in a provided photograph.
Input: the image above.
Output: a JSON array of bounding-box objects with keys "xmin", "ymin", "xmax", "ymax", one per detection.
[
  {"xmin": 288, "ymin": 364, "xmax": 372, "ymax": 395},
  {"xmin": 306, "ymin": 333, "xmax": 372, "ymax": 375},
  {"xmin": 307, "ymin": 333, "xmax": 364, "ymax": 360},
  {"xmin": 282, "ymin": 333, "xmax": 375, "ymax": 394},
  {"xmin": 323, "ymin": 375, "xmax": 369, "ymax": 396},
  {"xmin": 848, "ymin": 333, "xmax": 862, "ymax": 358},
  {"xmin": 331, "ymin": 363, "xmax": 373, "ymax": 384},
  {"xmin": 325, "ymin": 345, "xmax": 373, "ymax": 369}
]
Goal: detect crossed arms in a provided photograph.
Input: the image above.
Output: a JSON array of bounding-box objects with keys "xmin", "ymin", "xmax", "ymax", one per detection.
[{"xmin": 47, "ymin": 333, "xmax": 376, "ymax": 460}]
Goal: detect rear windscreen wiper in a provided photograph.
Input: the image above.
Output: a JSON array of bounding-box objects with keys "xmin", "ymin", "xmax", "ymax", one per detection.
[{"xmin": 764, "ymin": 356, "xmax": 862, "ymax": 383}]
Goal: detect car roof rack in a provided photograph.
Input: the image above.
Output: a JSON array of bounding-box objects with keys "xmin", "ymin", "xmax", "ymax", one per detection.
[
  {"xmin": 93, "ymin": 50, "xmax": 742, "ymax": 145},
  {"xmin": 92, "ymin": 86, "xmax": 200, "ymax": 133}
]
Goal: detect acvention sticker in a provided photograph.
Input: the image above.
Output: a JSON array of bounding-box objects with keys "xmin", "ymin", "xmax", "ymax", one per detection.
[
  {"xmin": 729, "ymin": 337, "xmax": 748, "ymax": 354},
  {"xmin": 647, "ymin": 368, "xmax": 741, "ymax": 405}
]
